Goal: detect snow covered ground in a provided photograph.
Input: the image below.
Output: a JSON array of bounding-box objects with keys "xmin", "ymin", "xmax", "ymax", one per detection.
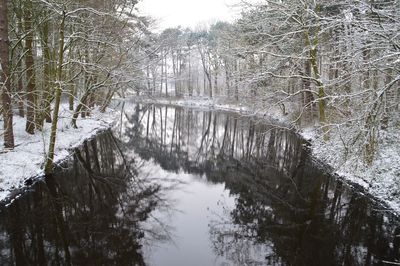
[
  {"xmin": 135, "ymin": 96, "xmax": 290, "ymax": 125},
  {"xmin": 134, "ymin": 96, "xmax": 400, "ymax": 214},
  {"xmin": 310, "ymin": 127, "xmax": 400, "ymax": 213},
  {"xmin": 0, "ymin": 103, "xmax": 119, "ymax": 203}
]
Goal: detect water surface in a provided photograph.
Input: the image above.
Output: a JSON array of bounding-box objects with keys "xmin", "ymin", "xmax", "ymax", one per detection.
[{"xmin": 0, "ymin": 103, "xmax": 399, "ymax": 265}]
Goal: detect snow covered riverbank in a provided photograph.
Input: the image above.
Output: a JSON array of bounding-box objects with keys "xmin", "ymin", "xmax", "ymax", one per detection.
[
  {"xmin": 2, "ymin": 97, "xmax": 398, "ymax": 214},
  {"xmin": 134, "ymin": 96, "xmax": 400, "ymax": 214},
  {"xmin": 0, "ymin": 104, "xmax": 119, "ymax": 203}
]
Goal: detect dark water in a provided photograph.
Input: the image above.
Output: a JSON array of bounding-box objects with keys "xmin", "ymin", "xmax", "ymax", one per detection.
[{"xmin": 0, "ymin": 103, "xmax": 399, "ymax": 266}]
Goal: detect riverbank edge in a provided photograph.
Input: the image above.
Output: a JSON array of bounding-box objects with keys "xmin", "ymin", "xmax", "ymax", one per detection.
[
  {"xmin": 132, "ymin": 96, "xmax": 400, "ymax": 216},
  {"xmin": 0, "ymin": 105, "xmax": 120, "ymax": 206}
]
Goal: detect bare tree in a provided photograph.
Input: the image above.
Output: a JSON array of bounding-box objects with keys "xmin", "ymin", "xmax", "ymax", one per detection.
[{"xmin": 0, "ymin": 0, "xmax": 14, "ymax": 149}]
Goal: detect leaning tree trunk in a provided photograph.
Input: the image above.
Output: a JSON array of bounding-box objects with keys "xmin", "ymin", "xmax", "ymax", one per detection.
[
  {"xmin": 0, "ymin": 0, "xmax": 14, "ymax": 149},
  {"xmin": 44, "ymin": 11, "xmax": 65, "ymax": 175},
  {"xmin": 100, "ymin": 88, "xmax": 115, "ymax": 113}
]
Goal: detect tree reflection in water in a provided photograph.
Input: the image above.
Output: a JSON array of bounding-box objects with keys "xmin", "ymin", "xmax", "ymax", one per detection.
[
  {"xmin": 0, "ymin": 130, "xmax": 170, "ymax": 266},
  {"xmin": 0, "ymin": 103, "xmax": 399, "ymax": 266},
  {"xmin": 125, "ymin": 104, "xmax": 400, "ymax": 266}
]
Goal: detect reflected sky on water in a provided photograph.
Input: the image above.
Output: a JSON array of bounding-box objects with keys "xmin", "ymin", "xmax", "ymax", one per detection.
[{"xmin": 0, "ymin": 103, "xmax": 399, "ymax": 266}]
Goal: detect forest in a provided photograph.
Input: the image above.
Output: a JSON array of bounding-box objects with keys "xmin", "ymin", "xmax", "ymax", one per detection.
[
  {"xmin": 0, "ymin": 0, "xmax": 399, "ymax": 206},
  {"xmin": 0, "ymin": 0, "xmax": 399, "ymax": 264},
  {"xmin": 0, "ymin": 0, "xmax": 148, "ymax": 173},
  {"xmin": 141, "ymin": 0, "xmax": 399, "ymax": 167}
]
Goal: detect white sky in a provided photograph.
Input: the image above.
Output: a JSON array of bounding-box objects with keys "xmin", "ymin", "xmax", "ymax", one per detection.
[{"xmin": 137, "ymin": 0, "xmax": 241, "ymax": 30}]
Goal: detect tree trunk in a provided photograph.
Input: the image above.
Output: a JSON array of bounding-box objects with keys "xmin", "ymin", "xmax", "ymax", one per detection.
[
  {"xmin": 302, "ymin": 59, "xmax": 315, "ymax": 121},
  {"xmin": 100, "ymin": 89, "xmax": 114, "ymax": 113},
  {"xmin": 146, "ymin": 65, "xmax": 151, "ymax": 94},
  {"xmin": 304, "ymin": 7, "xmax": 328, "ymax": 139},
  {"xmin": 68, "ymin": 45, "xmax": 75, "ymax": 111},
  {"xmin": 198, "ymin": 45, "xmax": 213, "ymax": 98},
  {"xmin": 234, "ymin": 60, "xmax": 239, "ymax": 101},
  {"xmin": 15, "ymin": 6, "xmax": 24, "ymax": 118},
  {"xmin": 0, "ymin": 0, "xmax": 14, "ymax": 149},
  {"xmin": 44, "ymin": 12, "xmax": 66, "ymax": 175},
  {"xmin": 16, "ymin": 61, "xmax": 25, "ymax": 118},
  {"xmin": 188, "ymin": 49, "xmax": 192, "ymax": 96},
  {"xmin": 24, "ymin": 0, "xmax": 36, "ymax": 134},
  {"xmin": 71, "ymin": 87, "xmax": 93, "ymax": 128},
  {"xmin": 171, "ymin": 51, "xmax": 177, "ymax": 96},
  {"xmin": 37, "ymin": 17, "xmax": 52, "ymax": 128},
  {"xmin": 224, "ymin": 58, "xmax": 230, "ymax": 97},
  {"xmin": 165, "ymin": 53, "xmax": 168, "ymax": 97},
  {"xmin": 160, "ymin": 53, "xmax": 163, "ymax": 95}
]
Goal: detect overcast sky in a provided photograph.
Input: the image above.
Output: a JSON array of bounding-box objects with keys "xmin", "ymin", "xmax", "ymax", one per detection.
[{"xmin": 137, "ymin": 0, "xmax": 241, "ymax": 30}]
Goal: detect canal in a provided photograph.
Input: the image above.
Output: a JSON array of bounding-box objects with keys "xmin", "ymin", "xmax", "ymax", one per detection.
[{"xmin": 0, "ymin": 103, "xmax": 399, "ymax": 265}]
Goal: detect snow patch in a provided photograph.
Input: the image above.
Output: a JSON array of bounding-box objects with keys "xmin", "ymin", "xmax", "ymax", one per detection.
[{"xmin": 0, "ymin": 103, "xmax": 119, "ymax": 203}]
